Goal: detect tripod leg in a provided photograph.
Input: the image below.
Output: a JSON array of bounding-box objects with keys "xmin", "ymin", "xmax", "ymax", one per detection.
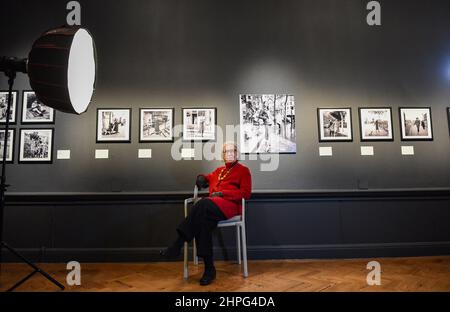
[
  {"xmin": 33, "ymin": 267, "xmax": 65, "ymax": 291},
  {"xmin": 0, "ymin": 72, "xmax": 16, "ymax": 278},
  {"xmin": 0, "ymin": 74, "xmax": 64, "ymax": 291},
  {"xmin": 1, "ymin": 242, "xmax": 65, "ymax": 291},
  {"xmin": 7, "ymin": 270, "xmax": 37, "ymax": 292},
  {"xmin": 2, "ymin": 242, "xmax": 40, "ymax": 269}
]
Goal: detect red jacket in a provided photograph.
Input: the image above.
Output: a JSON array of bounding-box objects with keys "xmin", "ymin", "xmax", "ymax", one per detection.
[{"xmin": 199, "ymin": 161, "xmax": 252, "ymax": 219}]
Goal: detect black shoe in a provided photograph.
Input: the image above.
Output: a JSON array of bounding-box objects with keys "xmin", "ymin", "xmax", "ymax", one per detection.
[
  {"xmin": 199, "ymin": 267, "xmax": 216, "ymax": 286},
  {"xmin": 159, "ymin": 245, "xmax": 181, "ymax": 260}
]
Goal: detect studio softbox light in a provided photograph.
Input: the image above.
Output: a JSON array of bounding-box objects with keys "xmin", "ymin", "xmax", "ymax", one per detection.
[
  {"xmin": 0, "ymin": 25, "xmax": 97, "ymax": 291},
  {"xmin": 27, "ymin": 26, "xmax": 97, "ymax": 114}
]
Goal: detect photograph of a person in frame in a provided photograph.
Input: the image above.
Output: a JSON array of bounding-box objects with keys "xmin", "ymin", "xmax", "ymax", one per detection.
[
  {"xmin": 240, "ymin": 94, "xmax": 296, "ymax": 153},
  {"xmin": 400, "ymin": 108, "xmax": 432, "ymax": 140},
  {"xmin": 23, "ymin": 91, "xmax": 54, "ymax": 122},
  {"xmin": 359, "ymin": 108, "xmax": 393, "ymax": 141},
  {"xmin": 0, "ymin": 91, "xmax": 16, "ymax": 123},
  {"xmin": 160, "ymin": 142, "xmax": 252, "ymax": 286}
]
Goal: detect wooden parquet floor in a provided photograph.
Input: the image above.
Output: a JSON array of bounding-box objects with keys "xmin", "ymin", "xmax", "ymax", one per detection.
[{"xmin": 1, "ymin": 256, "xmax": 450, "ymax": 292}]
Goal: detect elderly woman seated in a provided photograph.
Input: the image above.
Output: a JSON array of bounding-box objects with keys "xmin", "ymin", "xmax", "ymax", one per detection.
[{"xmin": 160, "ymin": 142, "xmax": 252, "ymax": 285}]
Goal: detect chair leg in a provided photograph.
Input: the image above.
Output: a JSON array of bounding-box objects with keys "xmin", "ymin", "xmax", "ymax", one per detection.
[
  {"xmin": 241, "ymin": 223, "xmax": 248, "ymax": 278},
  {"xmin": 193, "ymin": 238, "xmax": 199, "ymax": 265},
  {"xmin": 183, "ymin": 241, "xmax": 189, "ymax": 279},
  {"xmin": 236, "ymin": 225, "xmax": 241, "ymax": 264}
]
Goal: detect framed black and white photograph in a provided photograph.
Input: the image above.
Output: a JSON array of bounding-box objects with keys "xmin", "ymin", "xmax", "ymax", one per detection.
[
  {"xmin": 0, "ymin": 129, "xmax": 15, "ymax": 163},
  {"xmin": 19, "ymin": 128, "xmax": 53, "ymax": 163},
  {"xmin": 21, "ymin": 91, "xmax": 55, "ymax": 124},
  {"xmin": 139, "ymin": 108, "xmax": 174, "ymax": 142},
  {"xmin": 399, "ymin": 107, "xmax": 433, "ymax": 141},
  {"xmin": 358, "ymin": 107, "xmax": 394, "ymax": 141},
  {"xmin": 182, "ymin": 107, "xmax": 216, "ymax": 141},
  {"xmin": 96, "ymin": 108, "xmax": 131, "ymax": 143},
  {"xmin": 0, "ymin": 90, "xmax": 18, "ymax": 124},
  {"xmin": 317, "ymin": 108, "xmax": 353, "ymax": 142},
  {"xmin": 240, "ymin": 94, "xmax": 296, "ymax": 154}
]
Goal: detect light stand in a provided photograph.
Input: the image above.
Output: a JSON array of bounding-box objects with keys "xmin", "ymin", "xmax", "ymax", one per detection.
[
  {"xmin": 0, "ymin": 57, "xmax": 65, "ymax": 292},
  {"xmin": 0, "ymin": 26, "xmax": 96, "ymax": 292}
]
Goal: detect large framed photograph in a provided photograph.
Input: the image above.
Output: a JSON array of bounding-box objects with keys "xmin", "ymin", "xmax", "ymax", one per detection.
[
  {"xmin": 139, "ymin": 108, "xmax": 174, "ymax": 142},
  {"xmin": 240, "ymin": 94, "xmax": 296, "ymax": 154},
  {"xmin": 399, "ymin": 107, "xmax": 433, "ymax": 141},
  {"xmin": 21, "ymin": 91, "xmax": 55, "ymax": 124},
  {"xmin": 0, "ymin": 129, "xmax": 15, "ymax": 163},
  {"xmin": 0, "ymin": 90, "xmax": 18, "ymax": 124},
  {"xmin": 358, "ymin": 107, "xmax": 393, "ymax": 141},
  {"xmin": 182, "ymin": 107, "xmax": 216, "ymax": 141},
  {"xmin": 97, "ymin": 108, "xmax": 131, "ymax": 143},
  {"xmin": 317, "ymin": 108, "xmax": 353, "ymax": 142},
  {"xmin": 19, "ymin": 128, "xmax": 53, "ymax": 163}
]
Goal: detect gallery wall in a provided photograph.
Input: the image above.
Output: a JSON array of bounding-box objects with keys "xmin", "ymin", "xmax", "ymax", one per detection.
[
  {"xmin": 1, "ymin": 0, "xmax": 450, "ymax": 263},
  {"xmin": 1, "ymin": 0, "xmax": 449, "ymax": 194}
]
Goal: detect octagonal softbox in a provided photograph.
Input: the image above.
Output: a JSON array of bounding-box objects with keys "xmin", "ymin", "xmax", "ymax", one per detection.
[{"xmin": 28, "ymin": 26, "xmax": 97, "ymax": 114}]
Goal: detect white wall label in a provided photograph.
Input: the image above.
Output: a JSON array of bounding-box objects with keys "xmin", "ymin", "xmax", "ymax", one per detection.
[
  {"xmin": 57, "ymin": 150, "xmax": 71, "ymax": 160},
  {"xmin": 95, "ymin": 149, "xmax": 109, "ymax": 159},
  {"xmin": 138, "ymin": 149, "xmax": 152, "ymax": 159},
  {"xmin": 181, "ymin": 148, "xmax": 195, "ymax": 159},
  {"xmin": 401, "ymin": 146, "xmax": 414, "ymax": 156},
  {"xmin": 361, "ymin": 146, "xmax": 374, "ymax": 156},
  {"xmin": 319, "ymin": 146, "xmax": 333, "ymax": 157}
]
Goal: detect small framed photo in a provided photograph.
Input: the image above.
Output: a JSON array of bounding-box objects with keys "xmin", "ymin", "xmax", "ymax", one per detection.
[
  {"xmin": 317, "ymin": 108, "xmax": 353, "ymax": 142},
  {"xmin": 97, "ymin": 108, "xmax": 131, "ymax": 143},
  {"xmin": 182, "ymin": 107, "xmax": 216, "ymax": 141},
  {"xmin": 0, "ymin": 129, "xmax": 15, "ymax": 163},
  {"xmin": 139, "ymin": 108, "xmax": 174, "ymax": 142},
  {"xmin": 358, "ymin": 107, "xmax": 394, "ymax": 141},
  {"xmin": 19, "ymin": 128, "xmax": 54, "ymax": 163},
  {"xmin": 399, "ymin": 107, "xmax": 433, "ymax": 141},
  {"xmin": 0, "ymin": 90, "xmax": 18, "ymax": 124},
  {"xmin": 21, "ymin": 91, "xmax": 55, "ymax": 124}
]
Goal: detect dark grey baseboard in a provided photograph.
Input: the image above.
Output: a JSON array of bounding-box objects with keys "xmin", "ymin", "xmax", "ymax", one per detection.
[
  {"xmin": 3, "ymin": 190, "xmax": 450, "ymax": 265},
  {"xmin": 6, "ymin": 188, "xmax": 450, "ymax": 204},
  {"xmin": 3, "ymin": 242, "xmax": 450, "ymax": 263}
]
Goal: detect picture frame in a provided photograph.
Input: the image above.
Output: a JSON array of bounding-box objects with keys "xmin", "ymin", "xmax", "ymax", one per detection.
[
  {"xmin": 0, "ymin": 90, "xmax": 18, "ymax": 124},
  {"xmin": 182, "ymin": 107, "xmax": 216, "ymax": 142},
  {"xmin": 0, "ymin": 129, "xmax": 15, "ymax": 163},
  {"xmin": 239, "ymin": 94, "xmax": 296, "ymax": 154},
  {"xmin": 358, "ymin": 107, "xmax": 394, "ymax": 142},
  {"xmin": 399, "ymin": 107, "xmax": 433, "ymax": 141},
  {"xmin": 96, "ymin": 108, "xmax": 131, "ymax": 143},
  {"xmin": 317, "ymin": 108, "xmax": 353, "ymax": 142},
  {"xmin": 19, "ymin": 128, "xmax": 54, "ymax": 163},
  {"xmin": 139, "ymin": 108, "xmax": 175, "ymax": 142},
  {"xmin": 21, "ymin": 91, "xmax": 55, "ymax": 124}
]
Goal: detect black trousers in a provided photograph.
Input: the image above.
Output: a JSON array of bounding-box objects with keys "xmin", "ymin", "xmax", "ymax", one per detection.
[{"xmin": 177, "ymin": 198, "xmax": 227, "ymax": 258}]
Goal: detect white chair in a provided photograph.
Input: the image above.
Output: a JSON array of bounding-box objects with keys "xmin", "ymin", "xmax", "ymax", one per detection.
[{"xmin": 183, "ymin": 185, "xmax": 248, "ymax": 279}]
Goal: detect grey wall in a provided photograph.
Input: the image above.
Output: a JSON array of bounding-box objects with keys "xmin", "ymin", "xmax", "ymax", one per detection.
[{"xmin": 1, "ymin": 0, "xmax": 449, "ymax": 193}]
